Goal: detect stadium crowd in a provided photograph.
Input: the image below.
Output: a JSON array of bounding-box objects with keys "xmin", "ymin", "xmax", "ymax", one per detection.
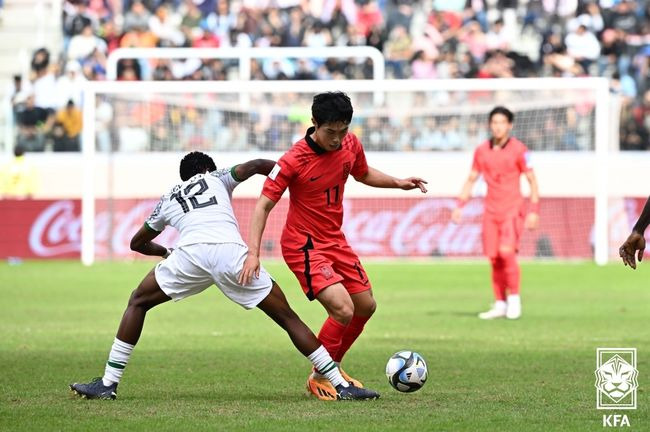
[{"xmin": 7, "ymin": 0, "xmax": 650, "ymax": 151}]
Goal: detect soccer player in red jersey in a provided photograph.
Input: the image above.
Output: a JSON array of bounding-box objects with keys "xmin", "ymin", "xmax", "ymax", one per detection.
[
  {"xmin": 619, "ymin": 196, "xmax": 650, "ymax": 269},
  {"xmin": 452, "ymin": 106, "xmax": 539, "ymax": 320},
  {"xmin": 239, "ymin": 91, "xmax": 427, "ymax": 400}
]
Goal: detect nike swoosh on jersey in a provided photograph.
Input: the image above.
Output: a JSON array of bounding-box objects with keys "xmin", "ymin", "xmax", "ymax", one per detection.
[{"xmin": 310, "ymin": 175, "xmax": 323, "ymax": 181}]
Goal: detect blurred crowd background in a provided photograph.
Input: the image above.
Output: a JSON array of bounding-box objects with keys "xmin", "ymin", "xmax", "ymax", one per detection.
[{"xmin": 5, "ymin": 0, "xmax": 650, "ymax": 153}]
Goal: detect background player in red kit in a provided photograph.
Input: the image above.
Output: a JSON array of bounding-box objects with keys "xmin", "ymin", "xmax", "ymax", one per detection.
[
  {"xmin": 239, "ymin": 91, "xmax": 427, "ymax": 400},
  {"xmin": 452, "ymin": 106, "xmax": 539, "ymax": 320}
]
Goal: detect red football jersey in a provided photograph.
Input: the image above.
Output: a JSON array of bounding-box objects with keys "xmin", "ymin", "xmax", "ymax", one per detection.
[
  {"xmin": 262, "ymin": 127, "xmax": 369, "ymax": 248},
  {"xmin": 471, "ymin": 137, "xmax": 532, "ymax": 216}
]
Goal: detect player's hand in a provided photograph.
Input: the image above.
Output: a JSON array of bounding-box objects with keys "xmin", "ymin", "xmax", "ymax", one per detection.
[
  {"xmin": 619, "ymin": 231, "xmax": 646, "ymax": 270},
  {"xmin": 525, "ymin": 213, "xmax": 539, "ymax": 230},
  {"xmin": 239, "ymin": 254, "xmax": 261, "ymax": 285},
  {"xmin": 398, "ymin": 177, "xmax": 428, "ymax": 193},
  {"xmin": 451, "ymin": 207, "xmax": 462, "ymax": 224}
]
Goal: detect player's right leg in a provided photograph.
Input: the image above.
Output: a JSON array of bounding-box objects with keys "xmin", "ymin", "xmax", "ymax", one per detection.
[{"xmin": 70, "ymin": 267, "xmax": 171, "ymax": 399}]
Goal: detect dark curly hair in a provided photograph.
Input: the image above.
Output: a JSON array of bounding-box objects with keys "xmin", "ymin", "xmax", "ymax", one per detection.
[{"xmin": 179, "ymin": 151, "xmax": 216, "ymax": 181}]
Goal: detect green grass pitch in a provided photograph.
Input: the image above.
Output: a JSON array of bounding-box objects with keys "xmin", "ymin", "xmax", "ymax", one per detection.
[{"xmin": 1, "ymin": 260, "xmax": 648, "ymax": 431}]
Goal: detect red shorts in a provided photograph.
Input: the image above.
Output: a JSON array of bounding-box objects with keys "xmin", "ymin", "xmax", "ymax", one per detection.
[
  {"xmin": 482, "ymin": 209, "xmax": 524, "ymax": 258},
  {"xmin": 282, "ymin": 236, "xmax": 372, "ymax": 301}
]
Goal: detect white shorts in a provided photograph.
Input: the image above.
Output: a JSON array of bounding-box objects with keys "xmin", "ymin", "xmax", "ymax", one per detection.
[{"xmin": 154, "ymin": 243, "xmax": 273, "ymax": 309}]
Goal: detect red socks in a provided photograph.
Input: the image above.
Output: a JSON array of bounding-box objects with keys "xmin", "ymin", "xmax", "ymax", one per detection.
[
  {"xmin": 490, "ymin": 256, "xmax": 507, "ymax": 301},
  {"xmin": 317, "ymin": 316, "xmax": 347, "ymax": 358},
  {"xmin": 318, "ymin": 315, "xmax": 372, "ymax": 364},
  {"xmin": 501, "ymin": 252, "xmax": 520, "ymax": 295},
  {"xmin": 490, "ymin": 252, "xmax": 520, "ymax": 300},
  {"xmin": 333, "ymin": 315, "xmax": 370, "ymax": 363}
]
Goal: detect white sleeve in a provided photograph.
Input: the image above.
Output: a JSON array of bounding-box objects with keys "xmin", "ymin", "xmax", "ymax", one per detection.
[
  {"xmin": 210, "ymin": 166, "xmax": 241, "ymax": 195},
  {"xmin": 145, "ymin": 196, "xmax": 167, "ymax": 232}
]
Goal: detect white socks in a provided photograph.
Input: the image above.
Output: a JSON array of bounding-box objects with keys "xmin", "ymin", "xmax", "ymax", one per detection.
[
  {"xmin": 103, "ymin": 338, "xmax": 134, "ymax": 386},
  {"xmin": 507, "ymin": 294, "xmax": 520, "ymax": 306},
  {"xmin": 307, "ymin": 346, "xmax": 348, "ymax": 388},
  {"xmin": 495, "ymin": 300, "xmax": 507, "ymax": 311}
]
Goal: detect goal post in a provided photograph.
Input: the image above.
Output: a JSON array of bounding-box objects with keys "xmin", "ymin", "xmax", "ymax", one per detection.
[{"xmin": 81, "ymin": 78, "xmax": 612, "ymax": 266}]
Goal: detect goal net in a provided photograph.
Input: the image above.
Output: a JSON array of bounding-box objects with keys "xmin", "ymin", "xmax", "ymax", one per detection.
[{"xmin": 81, "ymin": 78, "xmax": 613, "ymax": 265}]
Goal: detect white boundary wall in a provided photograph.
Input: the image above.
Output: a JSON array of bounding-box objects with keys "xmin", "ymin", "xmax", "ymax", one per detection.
[{"xmin": 78, "ymin": 78, "xmax": 613, "ymax": 266}]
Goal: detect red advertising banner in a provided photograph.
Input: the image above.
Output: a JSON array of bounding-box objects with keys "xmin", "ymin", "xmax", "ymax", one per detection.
[{"xmin": 0, "ymin": 197, "xmax": 643, "ymax": 260}]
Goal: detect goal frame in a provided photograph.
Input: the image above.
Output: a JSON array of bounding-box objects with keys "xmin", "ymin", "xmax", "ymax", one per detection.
[{"xmin": 81, "ymin": 77, "xmax": 611, "ymax": 265}]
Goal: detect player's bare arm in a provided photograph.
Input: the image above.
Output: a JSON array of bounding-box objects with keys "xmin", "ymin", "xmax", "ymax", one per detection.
[
  {"xmin": 452, "ymin": 169, "xmax": 480, "ymax": 224},
  {"xmin": 356, "ymin": 166, "xmax": 427, "ymax": 193},
  {"xmin": 233, "ymin": 159, "xmax": 276, "ymax": 181},
  {"xmin": 524, "ymin": 170, "xmax": 540, "ymax": 230},
  {"xmin": 239, "ymin": 195, "xmax": 277, "ymax": 285},
  {"xmin": 129, "ymin": 224, "xmax": 169, "ymax": 258},
  {"xmin": 619, "ymin": 196, "xmax": 650, "ymax": 269}
]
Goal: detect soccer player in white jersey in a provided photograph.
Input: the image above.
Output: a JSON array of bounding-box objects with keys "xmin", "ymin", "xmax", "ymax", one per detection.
[{"xmin": 70, "ymin": 151, "xmax": 379, "ymax": 401}]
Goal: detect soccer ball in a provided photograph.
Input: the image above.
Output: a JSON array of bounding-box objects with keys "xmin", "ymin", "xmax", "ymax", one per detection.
[{"xmin": 385, "ymin": 350, "xmax": 428, "ymax": 392}]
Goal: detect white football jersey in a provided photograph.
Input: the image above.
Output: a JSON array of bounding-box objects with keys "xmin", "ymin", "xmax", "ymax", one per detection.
[{"xmin": 146, "ymin": 167, "xmax": 245, "ymax": 247}]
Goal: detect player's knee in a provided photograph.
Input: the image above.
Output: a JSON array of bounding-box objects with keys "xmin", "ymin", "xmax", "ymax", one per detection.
[
  {"xmin": 128, "ymin": 287, "xmax": 154, "ymax": 310},
  {"xmin": 366, "ymin": 298, "xmax": 377, "ymax": 316},
  {"xmin": 330, "ymin": 302, "xmax": 354, "ymax": 324}
]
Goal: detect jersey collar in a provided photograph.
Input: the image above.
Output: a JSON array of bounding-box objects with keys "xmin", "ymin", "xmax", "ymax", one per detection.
[
  {"xmin": 490, "ymin": 137, "xmax": 511, "ymax": 149},
  {"xmin": 305, "ymin": 127, "xmax": 327, "ymax": 155}
]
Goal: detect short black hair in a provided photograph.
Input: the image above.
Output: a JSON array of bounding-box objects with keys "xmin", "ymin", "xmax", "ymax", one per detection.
[
  {"xmin": 488, "ymin": 106, "xmax": 514, "ymax": 123},
  {"xmin": 179, "ymin": 151, "xmax": 216, "ymax": 181},
  {"xmin": 312, "ymin": 91, "xmax": 353, "ymax": 126}
]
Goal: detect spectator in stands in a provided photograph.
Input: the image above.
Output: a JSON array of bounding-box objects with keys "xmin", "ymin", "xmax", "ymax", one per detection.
[
  {"xmin": 63, "ymin": 0, "xmax": 98, "ymax": 41},
  {"xmin": 54, "ymin": 100, "xmax": 83, "ymax": 151},
  {"xmin": 486, "ymin": 18, "xmax": 511, "ymax": 52},
  {"xmin": 67, "ymin": 23, "xmax": 107, "ymax": 62},
  {"xmin": 384, "ymin": 25, "xmax": 412, "ymax": 78},
  {"xmin": 0, "ymin": 145, "xmax": 39, "ymax": 199},
  {"xmin": 410, "ymin": 50, "xmax": 437, "ymax": 79},
  {"xmin": 16, "ymin": 94, "xmax": 50, "ymax": 152},
  {"xmin": 56, "ymin": 60, "xmax": 86, "ymax": 108},
  {"xmin": 149, "ymin": 4, "xmax": 185, "ymax": 47},
  {"xmin": 565, "ymin": 24, "xmax": 600, "ymax": 74},
  {"xmin": 123, "ymin": 0, "xmax": 150, "ymax": 33}
]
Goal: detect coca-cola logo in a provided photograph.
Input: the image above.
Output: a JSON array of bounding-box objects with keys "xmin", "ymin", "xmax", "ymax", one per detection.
[
  {"xmin": 29, "ymin": 200, "xmax": 82, "ymax": 256},
  {"xmin": 28, "ymin": 200, "xmax": 179, "ymax": 257},
  {"xmin": 343, "ymin": 199, "xmax": 484, "ymax": 256}
]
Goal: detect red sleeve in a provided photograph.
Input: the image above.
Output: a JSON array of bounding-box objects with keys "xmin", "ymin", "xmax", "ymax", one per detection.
[
  {"xmin": 516, "ymin": 145, "xmax": 533, "ymax": 173},
  {"xmin": 471, "ymin": 148, "xmax": 482, "ymax": 173},
  {"xmin": 351, "ymin": 135, "xmax": 369, "ymax": 178},
  {"xmin": 261, "ymin": 155, "xmax": 296, "ymax": 202}
]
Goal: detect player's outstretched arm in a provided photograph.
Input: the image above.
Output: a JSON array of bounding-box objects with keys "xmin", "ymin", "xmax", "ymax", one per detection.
[
  {"xmin": 356, "ymin": 166, "xmax": 427, "ymax": 192},
  {"xmin": 130, "ymin": 224, "xmax": 170, "ymax": 258},
  {"xmin": 619, "ymin": 196, "xmax": 650, "ymax": 269},
  {"xmin": 524, "ymin": 170, "xmax": 540, "ymax": 230},
  {"xmin": 451, "ymin": 169, "xmax": 479, "ymax": 224},
  {"xmin": 239, "ymin": 195, "xmax": 277, "ymax": 285},
  {"xmin": 233, "ymin": 159, "xmax": 276, "ymax": 182}
]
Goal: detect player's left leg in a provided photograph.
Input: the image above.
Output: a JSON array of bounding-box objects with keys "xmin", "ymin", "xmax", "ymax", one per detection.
[
  {"xmin": 499, "ymin": 212, "xmax": 524, "ymax": 319},
  {"xmin": 499, "ymin": 245, "xmax": 521, "ymax": 319},
  {"xmin": 324, "ymin": 247, "xmax": 375, "ymax": 386}
]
